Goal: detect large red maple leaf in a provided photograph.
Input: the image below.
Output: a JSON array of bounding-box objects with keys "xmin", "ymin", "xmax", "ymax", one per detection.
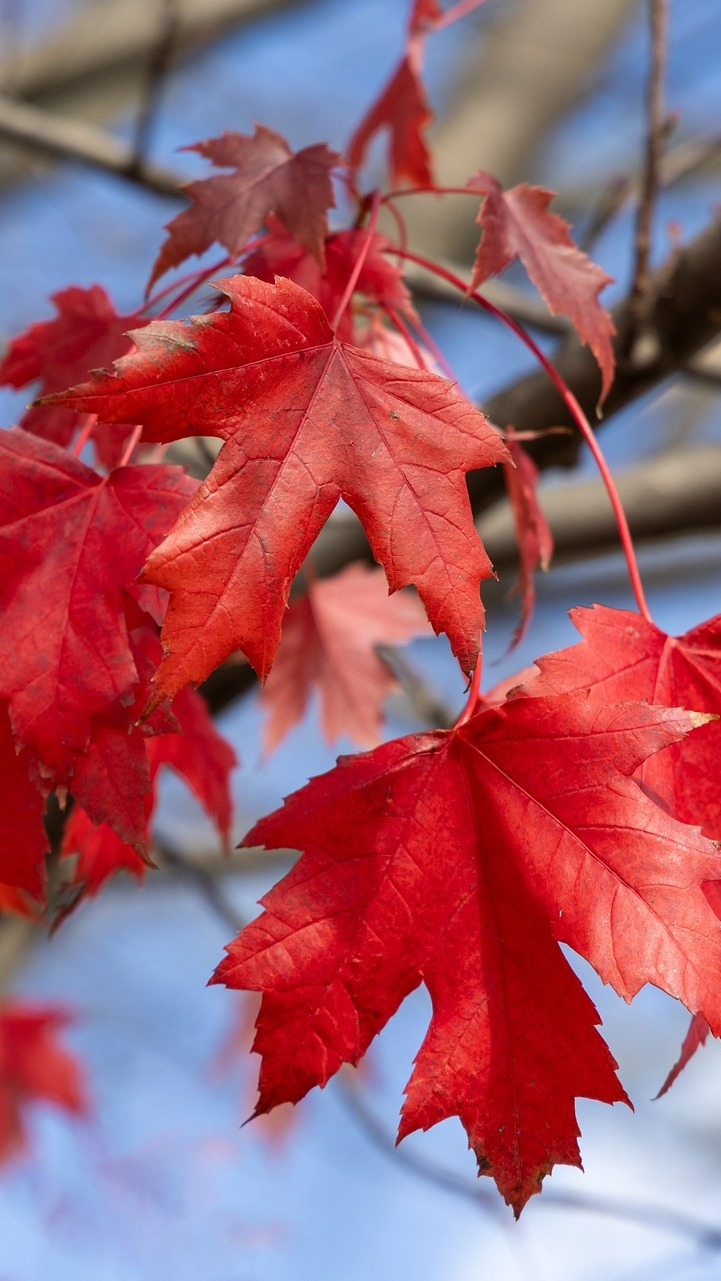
[
  {"xmin": 261, "ymin": 563, "xmax": 431, "ymax": 751},
  {"xmin": 53, "ymin": 275, "xmax": 508, "ymax": 701},
  {"xmin": 0, "ymin": 429, "xmax": 196, "ymax": 776},
  {"xmin": 213, "ymin": 691, "xmax": 721, "ymax": 1213},
  {"xmin": 149, "ymin": 126, "xmax": 340, "ymax": 289},
  {"xmin": 467, "ymin": 172, "xmax": 616, "ymax": 399},
  {"xmin": 0, "ymin": 1003, "xmax": 86, "ymax": 1163}
]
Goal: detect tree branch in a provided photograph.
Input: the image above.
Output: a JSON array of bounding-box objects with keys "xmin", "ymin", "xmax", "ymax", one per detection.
[{"xmin": 0, "ymin": 93, "xmax": 183, "ymax": 195}]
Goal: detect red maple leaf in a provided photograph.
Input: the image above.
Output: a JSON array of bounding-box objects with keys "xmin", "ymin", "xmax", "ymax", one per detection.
[
  {"xmin": 347, "ymin": 1, "xmax": 442, "ymax": 188},
  {"xmin": 0, "ymin": 429, "xmax": 196, "ymax": 776},
  {"xmin": 52, "ymin": 274, "xmax": 508, "ymax": 700},
  {"xmin": 467, "ymin": 172, "xmax": 616, "ymax": 400},
  {"xmin": 213, "ymin": 691, "xmax": 721, "ymax": 1213},
  {"xmin": 0, "ymin": 285, "xmax": 146, "ymax": 466},
  {"xmin": 260, "ymin": 563, "xmax": 431, "ymax": 752},
  {"xmin": 0, "ymin": 1003, "xmax": 86, "ymax": 1163},
  {"xmin": 0, "ymin": 702, "xmax": 47, "ymax": 899},
  {"xmin": 502, "ymin": 430, "xmax": 553, "ymax": 648},
  {"xmin": 149, "ymin": 126, "xmax": 340, "ymax": 289},
  {"xmin": 521, "ymin": 605, "xmax": 721, "ymax": 838},
  {"xmin": 244, "ymin": 219, "xmax": 418, "ymax": 342},
  {"xmin": 61, "ymin": 683, "xmax": 236, "ymax": 903}
]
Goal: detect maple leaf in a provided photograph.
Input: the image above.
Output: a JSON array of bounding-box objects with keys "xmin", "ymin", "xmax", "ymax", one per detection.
[
  {"xmin": 347, "ymin": 2, "xmax": 441, "ymax": 188},
  {"xmin": 260, "ymin": 563, "xmax": 431, "ymax": 752},
  {"xmin": 146, "ymin": 682, "xmax": 237, "ymax": 846},
  {"xmin": 149, "ymin": 126, "xmax": 340, "ymax": 289},
  {"xmin": 0, "ymin": 285, "xmax": 146, "ymax": 464},
  {"xmin": 502, "ymin": 430, "xmax": 553, "ymax": 648},
  {"xmin": 521, "ymin": 605, "xmax": 721, "ymax": 838},
  {"xmin": 53, "ymin": 274, "xmax": 508, "ymax": 699},
  {"xmin": 61, "ymin": 683, "xmax": 236, "ymax": 904},
  {"xmin": 244, "ymin": 219, "xmax": 418, "ymax": 342},
  {"xmin": 60, "ymin": 805, "xmax": 148, "ymax": 904},
  {"xmin": 213, "ymin": 691, "xmax": 721, "ymax": 1213},
  {"xmin": 0, "ymin": 1003, "xmax": 86, "ymax": 1163},
  {"xmin": 0, "ymin": 702, "xmax": 48, "ymax": 899},
  {"xmin": 467, "ymin": 172, "xmax": 616, "ymax": 400},
  {"xmin": 0, "ymin": 429, "xmax": 196, "ymax": 776}
]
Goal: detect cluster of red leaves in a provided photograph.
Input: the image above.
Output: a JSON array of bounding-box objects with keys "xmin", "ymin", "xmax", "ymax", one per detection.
[{"xmin": 2, "ymin": 1, "xmax": 719, "ymax": 1212}]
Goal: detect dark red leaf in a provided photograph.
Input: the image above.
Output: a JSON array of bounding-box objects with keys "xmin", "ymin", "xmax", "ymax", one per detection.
[{"xmin": 150, "ymin": 126, "xmax": 340, "ymax": 288}]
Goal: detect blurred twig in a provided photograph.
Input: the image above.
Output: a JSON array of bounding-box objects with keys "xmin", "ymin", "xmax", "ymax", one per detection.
[
  {"xmin": 0, "ymin": 93, "xmax": 183, "ymax": 195},
  {"xmin": 627, "ymin": 0, "xmax": 669, "ymax": 365}
]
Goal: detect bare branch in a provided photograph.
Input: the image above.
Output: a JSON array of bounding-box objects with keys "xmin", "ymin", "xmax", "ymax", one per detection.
[
  {"xmin": 627, "ymin": 0, "xmax": 669, "ymax": 362},
  {"xmin": 0, "ymin": 93, "xmax": 183, "ymax": 195}
]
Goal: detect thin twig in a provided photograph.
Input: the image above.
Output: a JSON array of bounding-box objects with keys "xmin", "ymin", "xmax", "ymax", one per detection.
[
  {"xmin": 376, "ymin": 646, "xmax": 456, "ymax": 729},
  {"xmin": 155, "ymin": 840, "xmax": 245, "ymax": 934},
  {"xmin": 0, "ymin": 93, "xmax": 183, "ymax": 196},
  {"xmin": 338, "ymin": 1075, "xmax": 721, "ymax": 1247},
  {"xmin": 627, "ymin": 0, "xmax": 669, "ymax": 363},
  {"xmin": 130, "ymin": 0, "xmax": 181, "ymax": 172}
]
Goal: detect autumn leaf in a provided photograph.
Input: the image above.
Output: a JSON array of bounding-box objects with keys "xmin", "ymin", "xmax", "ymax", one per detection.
[
  {"xmin": 0, "ymin": 701, "xmax": 48, "ymax": 900},
  {"xmin": 213, "ymin": 691, "xmax": 721, "ymax": 1213},
  {"xmin": 260, "ymin": 563, "xmax": 431, "ymax": 752},
  {"xmin": 52, "ymin": 274, "xmax": 508, "ymax": 701},
  {"xmin": 146, "ymin": 682, "xmax": 237, "ymax": 846},
  {"xmin": 521, "ymin": 605, "xmax": 721, "ymax": 838},
  {"xmin": 0, "ymin": 429, "xmax": 196, "ymax": 775},
  {"xmin": 149, "ymin": 126, "xmax": 341, "ymax": 288},
  {"xmin": 0, "ymin": 1004, "xmax": 86, "ymax": 1163},
  {"xmin": 347, "ymin": 1, "xmax": 442, "ymax": 187},
  {"xmin": 244, "ymin": 219, "xmax": 418, "ymax": 342},
  {"xmin": 61, "ymin": 683, "xmax": 236, "ymax": 905},
  {"xmin": 467, "ymin": 172, "xmax": 615, "ymax": 399},
  {"xmin": 0, "ymin": 285, "xmax": 146, "ymax": 465},
  {"xmin": 502, "ymin": 429, "xmax": 553, "ymax": 648}
]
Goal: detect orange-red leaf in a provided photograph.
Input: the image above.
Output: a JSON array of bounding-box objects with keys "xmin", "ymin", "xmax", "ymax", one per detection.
[
  {"xmin": 261, "ymin": 564, "xmax": 430, "ymax": 751},
  {"xmin": 53, "ymin": 275, "xmax": 508, "ymax": 700},
  {"xmin": 150, "ymin": 126, "xmax": 340, "ymax": 288},
  {"xmin": 467, "ymin": 172, "xmax": 615, "ymax": 399},
  {"xmin": 214, "ymin": 691, "xmax": 721, "ymax": 1212}
]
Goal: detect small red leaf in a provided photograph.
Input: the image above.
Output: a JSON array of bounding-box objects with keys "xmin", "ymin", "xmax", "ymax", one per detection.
[
  {"xmin": 467, "ymin": 172, "xmax": 615, "ymax": 399},
  {"xmin": 150, "ymin": 126, "xmax": 340, "ymax": 288},
  {"xmin": 261, "ymin": 564, "xmax": 430, "ymax": 751},
  {"xmin": 502, "ymin": 430, "xmax": 553, "ymax": 647}
]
